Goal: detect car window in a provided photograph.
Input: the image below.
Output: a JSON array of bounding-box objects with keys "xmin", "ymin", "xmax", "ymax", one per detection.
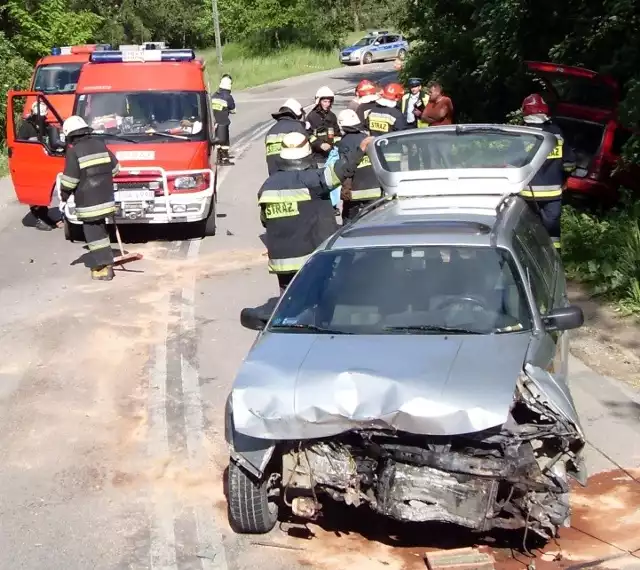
[
  {"xmin": 269, "ymin": 246, "xmax": 533, "ymax": 335},
  {"xmin": 512, "ymin": 237, "xmax": 551, "ymax": 315},
  {"xmin": 33, "ymin": 63, "xmax": 83, "ymax": 94},
  {"xmin": 514, "ymin": 205, "xmax": 557, "ymax": 292}
]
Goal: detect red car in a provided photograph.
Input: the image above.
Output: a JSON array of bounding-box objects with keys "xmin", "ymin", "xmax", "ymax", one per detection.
[{"xmin": 525, "ymin": 61, "xmax": 640, "ymax": 204}]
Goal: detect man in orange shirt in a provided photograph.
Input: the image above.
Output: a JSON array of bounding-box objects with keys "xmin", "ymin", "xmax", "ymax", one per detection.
[{"xmin": 420, "ymin": 82, "xmax": 454, "ymax": 126}]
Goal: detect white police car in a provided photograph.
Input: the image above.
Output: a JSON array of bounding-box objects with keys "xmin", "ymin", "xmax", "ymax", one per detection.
[{"xmin": 340, "ymin": 32, "xmax": 409, "ymax": 65}]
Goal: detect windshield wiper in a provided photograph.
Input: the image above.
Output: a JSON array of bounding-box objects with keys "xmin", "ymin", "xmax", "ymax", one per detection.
[
  {"xmin": 270, "ymin": 323, "xmax": 351, "ymax": 334},
  {"xmin": 383, "ymin": 324, "xmax": 481, "ymax": 334},
  {"xmin": 91, "ymin": 132, "xmax": 140, "ymax": 144},
  {"xmin": 143, "ymin": 131, "xmax": 190, "ymax": 140}
]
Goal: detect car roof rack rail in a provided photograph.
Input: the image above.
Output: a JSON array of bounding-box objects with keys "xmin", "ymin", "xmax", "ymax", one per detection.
[
  {"xmin": 324, "ymin": 193, "xmax": 396, "ymax": 250},
  {"xmin": 490, "ymin": 193, "xmax": 519, "ymax": 246}
]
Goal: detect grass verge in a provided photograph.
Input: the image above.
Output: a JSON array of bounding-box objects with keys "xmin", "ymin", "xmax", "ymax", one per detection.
[
  {"xmin": 562, "ymin": 198, "xmax": 640, "ymax": 315},
  {"xmin": 0, "ymin": 148, "xmax": 8, "ymax": 178},
  {"xmin": 199, "ymin": 32, "xmax": 363, "ymax": 90}
]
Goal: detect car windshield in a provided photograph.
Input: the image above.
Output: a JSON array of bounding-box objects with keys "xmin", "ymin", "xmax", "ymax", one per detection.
[
  {"xmin": 269, "ymin": 246, "xmax": 532, "ymax": 335},
  {"xmin": 33, "ymin": 63, "xmax": 83, "ymax": 94},
  {"xmin": 374, "ymin": 129, "xmax": 545, "ymax": 171},
  {"xmin": 353, "ymin": 37, "xmax": 374, "ymax": 47},
  {"xmin": 74, "ymin": 91, "xmax": 206, "ymax": 142},
  {"xmin": 541, "ymin": 74, "xmax": 616, "ymax": 110}
]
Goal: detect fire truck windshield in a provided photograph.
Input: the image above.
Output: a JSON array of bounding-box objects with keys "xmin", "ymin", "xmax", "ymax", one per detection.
[
  {"xmin": 74, "ymin": 91, "xmax": 207, "ymax": 142},
  {"xmin": 33, "ymin": 63, "xmax": 83, "ymax": 94}
]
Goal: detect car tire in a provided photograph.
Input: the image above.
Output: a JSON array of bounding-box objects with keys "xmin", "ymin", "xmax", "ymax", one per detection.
[
  {"xmin": 64, "ymin": 218, "xmax": 85, "ymax": 242},
  {"xmin": 363, "ymin": 52, "xmax": 373, "ymax": 64},
  {"xmin": 198, "ymin": 199, "xmax": 217, "ymax": 237},
  {"xmin": 398, "ymin": 48, "xmax": 407, "ymax": 60},
  {"xmin": 227, "ymin": 460, "xmax": 278, "ymax": 534}
]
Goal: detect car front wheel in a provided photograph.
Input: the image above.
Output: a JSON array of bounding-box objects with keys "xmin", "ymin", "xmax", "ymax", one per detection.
[
  {"xmin": 398, "ymin": 48, "xmax": 407, "ymax": 60},
  {"xmin": 362, "ymin": 52, "xmax": 373, "ymax": 64},
  {"xmin": 227, "ymin": 460, "xmax": 278, "ymax": 534}
]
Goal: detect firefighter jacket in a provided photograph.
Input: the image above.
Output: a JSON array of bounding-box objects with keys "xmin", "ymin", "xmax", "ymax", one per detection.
[
  {"xmin": 520, "ymin": 121, "xmax": 576, "ymax": 201},
  {"xmin": 59, "ymin": 133, "xmax": 119, "ymax": 222},
  {"xmin": 367, "ymin": 104, "xmax": 408, "ymax": 136},
  {"xmin": 306, "ymin": 106, "xmax": 340, "ymax": 153},
  {"xmin": 338, "ymin": 130, "xmax": 381, "ymax": 202},
  {"xmin": 258, "ymin": 146, "xmax": 365, "ymax": 274},
  {"xmin": 265, "ymin": 117, "xmax": 308, "ymax": 175},
  {"xmin": 400, "ymin": 91, "xmax": 429, "ymax": 128},
  {"xmin": 210, "ymin": 89, "xmax": 235, "ymax": 126},
  {"xmin": 355, "ymin": 101, "xmax": 377, "ymax": 127}
]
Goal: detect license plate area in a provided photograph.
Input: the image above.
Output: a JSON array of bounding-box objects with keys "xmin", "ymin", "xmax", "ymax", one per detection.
[{"xmin": 115, "ymin": 190, "xmax": 156, "ymax": 202}]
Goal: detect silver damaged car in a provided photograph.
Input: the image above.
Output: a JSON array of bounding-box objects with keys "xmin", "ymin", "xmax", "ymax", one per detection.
[{"xmin": 225, "ymin": 124, "xmax": 587, "ymax": 541}]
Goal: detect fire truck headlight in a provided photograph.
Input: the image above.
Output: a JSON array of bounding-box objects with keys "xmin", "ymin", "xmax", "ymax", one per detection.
[{"xmin": 174, "ymin": 176, "xmax": 197, "ymax": 189}]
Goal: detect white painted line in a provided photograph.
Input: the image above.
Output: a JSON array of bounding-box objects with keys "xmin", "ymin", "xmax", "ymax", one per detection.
[
  {"xmin": 148, "ymin": 294, "xmax": 179, "ymax": 570},
  {"xmin": 181, "ymin": 237, "xmax": 228, "ymax": 570}
]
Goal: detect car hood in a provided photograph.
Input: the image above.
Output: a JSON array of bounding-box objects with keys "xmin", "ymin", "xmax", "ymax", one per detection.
[
  {"xmin": 231, "ymin": 332, "xmax": 532, "ymax": 440},
  {"xmin": 342, "ymin": 46, "xmax": 362, "ymax": 53}
]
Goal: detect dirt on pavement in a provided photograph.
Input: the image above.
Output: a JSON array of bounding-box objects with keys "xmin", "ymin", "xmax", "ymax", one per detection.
[{"xmin": 567, "ymin": 283, "xmax": 640, "ymax": 388}]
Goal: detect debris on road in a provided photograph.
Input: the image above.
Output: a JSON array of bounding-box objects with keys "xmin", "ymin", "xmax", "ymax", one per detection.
[{"xmin": 425, "ymin": 547, "xmax": 495, "ymax": 570}]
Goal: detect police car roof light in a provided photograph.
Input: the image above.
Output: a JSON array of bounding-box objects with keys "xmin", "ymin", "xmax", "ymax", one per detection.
[{"xmin": 90, "ymin": 49, "xmax": 195, "ymax": 63}]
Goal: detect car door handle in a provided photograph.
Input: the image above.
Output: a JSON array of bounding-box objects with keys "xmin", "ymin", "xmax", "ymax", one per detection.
[{"xmin": 7, "ymin": 147, "xmax": 13, "ymax": 158}]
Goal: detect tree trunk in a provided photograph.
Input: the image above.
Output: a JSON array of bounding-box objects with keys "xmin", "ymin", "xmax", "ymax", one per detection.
[{"xmin": 275, "ymin": 29, "xmax": 280, "ymax": 49}]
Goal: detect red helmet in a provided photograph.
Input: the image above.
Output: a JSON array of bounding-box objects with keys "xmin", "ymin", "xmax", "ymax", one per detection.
[
  {"xmin": 522, "ymin": 93, "xmax": 549, "ymax": 116},
  {"xmin": 382, "ymin": 82, "xmax": 405, "ymax": 101},
  {"xmin": 356, "ymin": 79, "xmax": 377, "ymax": 98}
]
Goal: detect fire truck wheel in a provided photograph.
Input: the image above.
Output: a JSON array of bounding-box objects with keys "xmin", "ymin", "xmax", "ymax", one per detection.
[
  {"xmin": 64, "ymin": 219, "xmax": 85, "ymax": 242},
  {"xmin": 199, "ymin": 200, "xmax": 217, "ymax": 237}
]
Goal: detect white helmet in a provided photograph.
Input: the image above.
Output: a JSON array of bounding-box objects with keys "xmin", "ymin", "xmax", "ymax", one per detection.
[
  {"xmin": 280, "ymin": 131, "xmax": 312, "ymax": 161},
  {"xmin": 219, "ymin": 76, "xmax": 232, "ymax": 90},
  {"xmin": 315, "ymin": 86, "xmax": 334, "ymax": 103},
  {"xmin": 282, "ymin": 98, "xmax": 304, "ymax": 118},
  {"xmin": 31, "ymin": 101, "xmax": 48, "ymax": 116},
  {"xmin": 63, "ymin": 115, "xmax": 89, "ymax": 137},
  {"xmin": 337, "ymin": 109, "xmax": 361, "ymax": 129}
]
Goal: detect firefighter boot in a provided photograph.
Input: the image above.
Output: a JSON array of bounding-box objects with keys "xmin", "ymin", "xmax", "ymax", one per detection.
[
  {"xmin": 91, "ymin": 265, "xmax": 115, "ymax": 281},
  {"xmin": 219, "ymin": 148, "xmax": 235, "ymax": 166}
]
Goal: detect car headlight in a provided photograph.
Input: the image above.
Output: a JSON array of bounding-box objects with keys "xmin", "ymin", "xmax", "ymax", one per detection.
[{"xmin": 174, "ymin": 176, "xmax": 197, "ymax": 189}]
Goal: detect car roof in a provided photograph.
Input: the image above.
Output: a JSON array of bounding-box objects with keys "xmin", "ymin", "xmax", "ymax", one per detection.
[{"xmin": 325, "ymin": 193, "xmax": 527, "ymax": 251}]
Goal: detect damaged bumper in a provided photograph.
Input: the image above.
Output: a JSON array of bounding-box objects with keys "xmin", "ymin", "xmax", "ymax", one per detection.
[{"xmin": 229, "ymin": 372, "xmax": 585, "ymax": 540}]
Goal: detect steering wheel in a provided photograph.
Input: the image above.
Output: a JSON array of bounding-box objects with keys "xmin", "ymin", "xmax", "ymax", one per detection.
[{"xmin": 434, "ymin": 295, "xmax": 488, "ymax": 312}]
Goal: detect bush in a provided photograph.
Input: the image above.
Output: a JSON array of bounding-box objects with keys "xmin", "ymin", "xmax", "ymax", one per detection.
[{"xmin": 562, "ymin": 197, "xmax": 640, "ymax": 314}]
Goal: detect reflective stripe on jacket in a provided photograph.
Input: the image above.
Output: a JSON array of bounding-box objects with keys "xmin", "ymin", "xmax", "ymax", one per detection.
[
  {"xmin": 366, "ymin": 105, "xmax": 408, "ymax": 137},
  {"xmin": 264, "ymin": 117, "xmax": 308, "ymax": 175},
  {"xmin": 520, "ymin": 121, "xmax": 576, "ymax": 200},
  {"xmin": 400, "ymin": 92, "xmax": 430, "ymax": 128},
  {"xmin": 306, "ymin": 107, "xmax": 341, "ymax": 152},
  {"xmin": 338, "ymin": 131, "xmax": 381, "ymax": 202},
  {"xmin": 60, "ymin": 134, "xmax": 119, "ymax": 222},
  {"xmin": 211, "ymin": 89, "xmax": 235, "ymax": 126},
  {"xmin": 258, "ymin": 146, "xmax": 364, "ymax": 273}
]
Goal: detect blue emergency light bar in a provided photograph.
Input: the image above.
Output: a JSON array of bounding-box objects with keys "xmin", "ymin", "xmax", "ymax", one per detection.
[{"xmin": 90, "ymin": 49, "xmax": 195, "ymax": 63}]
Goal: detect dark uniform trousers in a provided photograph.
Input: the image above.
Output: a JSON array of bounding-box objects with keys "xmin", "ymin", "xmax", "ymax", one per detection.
[
  {"xmin": 258, "ymin": 148, "xmax": 364, "ymax": 293},
  {"xmin": 366, "ymin": 105, "xmax": 407, "ymax": 172},
  {"xmin": 338, "ymin": 131, "xmax": 382, "ymax": 222},
  {"xmin": 211, "ymin": 89, "xmax": 236, "ymax": 160},
  {"xmin": 264, "ymin": 118, "xmax": 309, "ymax": 175},
  {"xmin": 60, "ymin": 134, "xmax": 119, "ymax": 270},
  {"xmin": 519, "ymin": 122, "xmax": 576, "ymax": 250}
]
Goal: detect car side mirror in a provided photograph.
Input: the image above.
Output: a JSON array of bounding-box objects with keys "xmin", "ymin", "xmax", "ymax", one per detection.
[
  {"xmin": 240, "ymin": 308, "xmax": 268, "ymax": 331},
  {"xmin": 373, "ymin": 41, "xmax": 380, "ymax": 46},
  {"xmin": 542, "ymin": 305, "xmax": 584, "ymax": 332}
]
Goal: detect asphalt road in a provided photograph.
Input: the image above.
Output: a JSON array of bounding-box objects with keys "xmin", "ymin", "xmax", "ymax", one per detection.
[{"xmin": 1, "ymin": 62, "xmax": 640, "ymax": 570}]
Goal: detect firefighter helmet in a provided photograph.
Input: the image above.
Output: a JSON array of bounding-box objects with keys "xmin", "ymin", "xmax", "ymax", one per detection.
[
  {"xmin": 337, "ymin": 109, "xmax": 361, "ymax": 129},
  {"xmin": 356, "ymin": 79, "xmax": 377, "ymax": 98},
  {"xmin": 280, "ymin": 98, "xmax": 304, "ymax": 118},
  {"xmin": 315, "ymin": 86, "xmax": 335, "ymax": 103},
  {"xmin": 62, "ymin": 115, "xmax": 89, "ymax": 137},
  {"xmin": 280, "ymin": 131, "xmax": 312, "ymax": 160},
  {"xmin": 522, "ymin": 93, "xmax": 549, "ymax": 116},
  {"xmin": 219, "ymin": 76, "xmax": 232, "ymax": 90},
  {"xmin": 382, "ymin": 82, "xmax": 405, "ymax": 101}
]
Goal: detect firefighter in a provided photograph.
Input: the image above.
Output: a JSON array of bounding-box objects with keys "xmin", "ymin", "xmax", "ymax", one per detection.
[
  {"xmin": 211, "ymin": 75, "xmax": 236, "ymax": 165},
  {"xmin": 258, "ymin": 131, "xmax": 373, "ymax": 294},
  {"xmin": 17, "ymin": 102, "xmax": 64, "ymax": 231},
  {"xmin": 520, "ymin": 93, "xmax": 576, "ymax": 250},
  {"xmin": 366, "ymin": 83, "xmax": 407, "ymax": 171},
  {"xmin": 59, "ymin": 116, "xmax": 120, "ymax": 281},
  {"xmin": 336, "ymin": 109, "xmax": 381, "ymax": 221},
  {"xmin": 306, "ymin": 86, "xmax": 340, "ymax": 165},
  {"xmin": 264, "ymin": 98, "xmax": 307, "ymax": 175},
  {"xmin": 401, "ymin": 78, "xmax": 429, "ymax": 129},
  {"xmin": 353, "ymin": 79, "xmax": 380, "ymax": 125}
]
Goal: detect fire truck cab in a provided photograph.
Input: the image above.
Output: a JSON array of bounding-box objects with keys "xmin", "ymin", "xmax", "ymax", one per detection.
[{"xmin": 6, "ymin": 47, "xmax": 218, "ymax": 239}]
